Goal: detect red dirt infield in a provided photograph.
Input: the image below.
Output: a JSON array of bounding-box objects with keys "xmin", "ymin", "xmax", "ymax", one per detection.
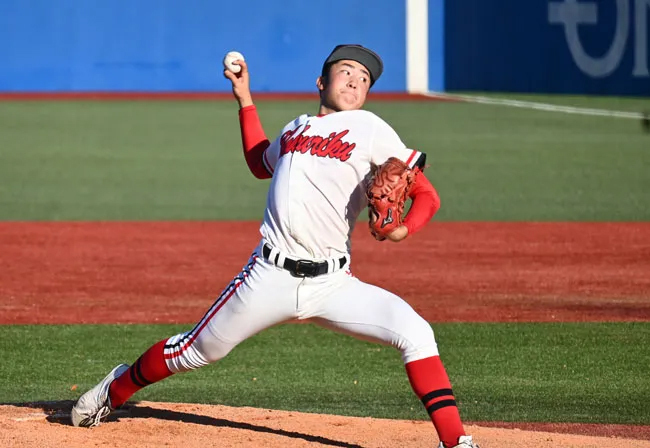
[
  {"xmin": 1, "ymin": 222, "xmax": 648, "ymax": 325},
  {"xmin": 1, "ymin": 221, "xmax": 649, "ymax": 447}
]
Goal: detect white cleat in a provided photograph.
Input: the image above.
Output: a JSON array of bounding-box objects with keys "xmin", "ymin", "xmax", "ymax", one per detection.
[
  {"xmin": 71, "ymin": 363, "xmax": 129, "ymax": 427},
  {"xmin": 438, "ymin": 435, "xmax": 480, "ymax": 448}
]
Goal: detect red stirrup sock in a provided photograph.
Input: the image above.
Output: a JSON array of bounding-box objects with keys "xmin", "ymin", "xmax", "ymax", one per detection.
[
  {"xmin": 405, "ymin": 356, "xmax": 466, "ymax": 448},
  {"xmin": 108, "ymin": 339, "xmax": 173, "ymax": 408}
]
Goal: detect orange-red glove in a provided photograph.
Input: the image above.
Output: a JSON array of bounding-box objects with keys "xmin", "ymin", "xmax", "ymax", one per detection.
[{"xmin": 366, "ymin": 157, "xmax": 415, "ymax": 241}]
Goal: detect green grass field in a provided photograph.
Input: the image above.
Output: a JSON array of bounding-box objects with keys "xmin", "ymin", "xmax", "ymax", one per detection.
[
  {"xmin": 1, "ymin": 95, "xmax": 649, "ymax": 426},
  {"xmin": 1, "ymin": 323, "xmax": 648, "ymax": 424},
  {"xmin": 1, "ymin": 95, "xmax": 648, "ymax": 221}
]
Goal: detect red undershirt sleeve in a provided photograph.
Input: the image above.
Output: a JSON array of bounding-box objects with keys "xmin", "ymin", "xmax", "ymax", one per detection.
[
  {"xmin": 238, "ymin": 105, "xmax": 272, "ymax": 179},
  {"xmin": 403, "ymin": 170, "xmax": 441, "ymax": 236}
]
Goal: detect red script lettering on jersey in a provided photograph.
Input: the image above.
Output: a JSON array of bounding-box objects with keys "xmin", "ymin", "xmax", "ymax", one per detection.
[{"xmin": 280, "ymin": 125, "xmax": 356, "ymax": 162}]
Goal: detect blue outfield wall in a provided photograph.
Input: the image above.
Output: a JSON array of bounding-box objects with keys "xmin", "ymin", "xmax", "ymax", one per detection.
[
  {"xmin": 0, "ymin": 0, "xmax": 406, "ymax": 92},
  {"xmin": 444, "ymin": 0, "xmax": 650, "ymax": 96},
  {"xmin": 428, "ymin": 0, "xmax": 446, "ymax": 93},
  {"xmin": 1, "ymin": 0, "xmax": 647, "ymax": 95}
]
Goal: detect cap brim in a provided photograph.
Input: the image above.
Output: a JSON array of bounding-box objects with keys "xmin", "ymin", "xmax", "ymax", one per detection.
[{"xmin": 323, "ymin": 45, "xmax": 383, "ymax": 86}]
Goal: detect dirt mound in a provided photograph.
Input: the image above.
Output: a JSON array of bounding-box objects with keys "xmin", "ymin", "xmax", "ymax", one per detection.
[{"xmin": 1, "ymin": 401, "xmax": 648, "ymax": 448}]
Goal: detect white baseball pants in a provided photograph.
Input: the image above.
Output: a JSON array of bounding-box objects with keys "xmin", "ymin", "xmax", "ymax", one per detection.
[{"xmin": 163, "ymin": 243, "xmax": 439, "ymax": 373}]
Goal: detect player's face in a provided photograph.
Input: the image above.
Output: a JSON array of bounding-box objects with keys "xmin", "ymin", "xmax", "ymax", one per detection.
[{"xmin": 319, "ymin": 60, "xmax": 371, "ymax": 111}]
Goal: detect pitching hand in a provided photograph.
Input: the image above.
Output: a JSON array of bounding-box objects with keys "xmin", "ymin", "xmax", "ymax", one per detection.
[{"xmin": 224, "ymin": 59, "xmax": 253, "ymax": 109}]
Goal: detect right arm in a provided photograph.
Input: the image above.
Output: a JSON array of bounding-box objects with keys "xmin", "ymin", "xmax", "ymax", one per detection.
[
  {"xmin": 224, "ymin": 60, "xmax": 272, "ymax": 179},
  {"xmin": 239, "ymin": 106, "xmax": 272, "ymax": 179}
]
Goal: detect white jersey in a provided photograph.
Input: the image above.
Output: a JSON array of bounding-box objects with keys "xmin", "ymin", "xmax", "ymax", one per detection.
[{"xmin": 258, "ymin": 109, "xmax": 424, "ymax": 260}]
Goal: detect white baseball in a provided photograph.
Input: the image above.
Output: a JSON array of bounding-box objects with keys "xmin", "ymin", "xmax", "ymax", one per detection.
[{"xmin": 223, "ymin": 51, "xmax": 245, "ymax": 74}]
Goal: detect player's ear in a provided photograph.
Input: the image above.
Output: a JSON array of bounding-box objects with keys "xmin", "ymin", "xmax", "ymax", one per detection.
[{"xmin": 316, "ymin": 76, "xmax": 327, "ymax": 92}]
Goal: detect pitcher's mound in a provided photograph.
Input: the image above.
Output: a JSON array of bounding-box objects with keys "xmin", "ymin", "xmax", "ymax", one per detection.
[{"xmin": 1, "ymin": 401, "xmax": 648, "ymax": 448}]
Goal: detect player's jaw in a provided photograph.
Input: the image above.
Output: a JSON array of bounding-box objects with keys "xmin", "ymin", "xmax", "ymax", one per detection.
[{"xmin": 317, "ymin": 60, "xmax": 371, "ymax": 113}]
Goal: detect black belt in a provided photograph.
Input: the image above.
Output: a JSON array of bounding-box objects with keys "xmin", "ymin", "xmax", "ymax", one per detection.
[{"xmin": 262, "ymin": 243, "xmax": 347, "ymax": 278}]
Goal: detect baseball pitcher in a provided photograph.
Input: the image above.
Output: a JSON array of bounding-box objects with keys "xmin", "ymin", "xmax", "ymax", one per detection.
[{"xmin": 71, "ymin": 44, "xmax": 479, "ymax": 448}]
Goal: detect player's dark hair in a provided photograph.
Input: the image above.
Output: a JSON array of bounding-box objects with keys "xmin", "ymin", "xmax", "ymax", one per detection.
[{"xmin": 321, "ymin": 62, "xmax": 334, "ymax": 81}]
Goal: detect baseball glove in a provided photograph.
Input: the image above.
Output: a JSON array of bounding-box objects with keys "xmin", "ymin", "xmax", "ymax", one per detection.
[{"xmin": 366, "ymin": 157, "xmax": 415, "ymax": 241}]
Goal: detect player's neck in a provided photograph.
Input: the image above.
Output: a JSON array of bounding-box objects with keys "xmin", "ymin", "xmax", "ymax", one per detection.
[
  {"xmin": 318, "ymin": 104, "xmax": 365, "ymax": 116},
  {"xmin": 318, "ymin": 104, "xmax": 338, "ymax": 116}
]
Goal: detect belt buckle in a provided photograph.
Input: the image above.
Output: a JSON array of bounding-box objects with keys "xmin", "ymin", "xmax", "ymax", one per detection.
[{"xmin": 293, "ymin": 259, "xmax": 317, "ymax": 277}]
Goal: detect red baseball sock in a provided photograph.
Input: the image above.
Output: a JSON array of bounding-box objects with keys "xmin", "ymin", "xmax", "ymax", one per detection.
[
  {"xmin": 405, "ymin": 356, "xmax": 465, "ymax": 448},
  {"xmin": 108, "ymin": 339, "xmax": 173, "ymax": 408}
]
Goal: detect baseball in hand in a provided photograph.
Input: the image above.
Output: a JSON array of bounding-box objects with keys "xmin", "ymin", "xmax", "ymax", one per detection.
[{"xmin": 223, "ymin": 51, "xmax": 245, "ymax": 74}]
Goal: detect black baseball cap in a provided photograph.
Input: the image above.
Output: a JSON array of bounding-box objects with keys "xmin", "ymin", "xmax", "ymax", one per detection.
[{"xmin": 321, "ymin": 44, "xmax": 384, "ymax": 87}]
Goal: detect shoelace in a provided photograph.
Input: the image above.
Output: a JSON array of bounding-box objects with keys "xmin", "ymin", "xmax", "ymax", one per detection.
[{"xmin": 91, "ymin": 406, "xmax": 111, "ymax": 427}]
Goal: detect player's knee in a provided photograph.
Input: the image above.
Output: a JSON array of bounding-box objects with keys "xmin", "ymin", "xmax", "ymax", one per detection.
[
  {"xmin": 398, "ymin": 316, "xmax": 439, "ymax": 364},
  {"xmin": 195, "ymin": 335, "xmax": 236, "ymax": 364},
  {"xmin": 166, "ymin": 335, "xmax": 236, "ymax": 373}
]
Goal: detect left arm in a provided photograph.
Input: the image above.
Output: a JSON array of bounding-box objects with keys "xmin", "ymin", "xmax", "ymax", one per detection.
[
  {"xmin": 367, "ymin": 115, "xmax": 437, "ymax": 241},
  {"xmin": 385, "ymin": 170, "xmax": 440, "ymax": 242}
]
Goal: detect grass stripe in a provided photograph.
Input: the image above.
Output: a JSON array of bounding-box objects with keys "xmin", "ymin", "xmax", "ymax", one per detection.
[
  {"xmin": 1, "ymin": 98, "xmax": 649, "ymax": 221},
  {"xmin": 1, "ymin": 322, "xmax": 648, "ymax": 424}
]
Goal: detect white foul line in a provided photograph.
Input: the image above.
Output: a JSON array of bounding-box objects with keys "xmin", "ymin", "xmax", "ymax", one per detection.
[{"xmin": 425, "ymin": 91, "xmax": 646, "ymax": 120}]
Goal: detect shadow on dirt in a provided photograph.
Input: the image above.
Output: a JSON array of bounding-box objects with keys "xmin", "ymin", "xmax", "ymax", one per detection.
[{"xmin": 5, "ymin": 401, "xmax": 364, "ymax": 448}]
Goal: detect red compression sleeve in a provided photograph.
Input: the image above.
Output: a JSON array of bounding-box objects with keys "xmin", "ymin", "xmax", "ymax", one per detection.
[
  {"xmin": 405, "ymin": 356, "xmax": 466, "ymax": 447},
  {"xmin": 403, "ymin": 171, "xmax": 441, "ymax": 236},
  {"xmin": 239, "ymin": 105, "xmax": 272, "ymax": 179}
]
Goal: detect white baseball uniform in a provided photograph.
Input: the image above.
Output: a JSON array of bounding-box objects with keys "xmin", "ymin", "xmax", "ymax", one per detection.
[
  {"xmin": 72, "ymin": 46, "xmax": 471, "ymax": 446},
  {"xmin": 163, "ymin": 109, "xmax": 439, "ymax": 373}
]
